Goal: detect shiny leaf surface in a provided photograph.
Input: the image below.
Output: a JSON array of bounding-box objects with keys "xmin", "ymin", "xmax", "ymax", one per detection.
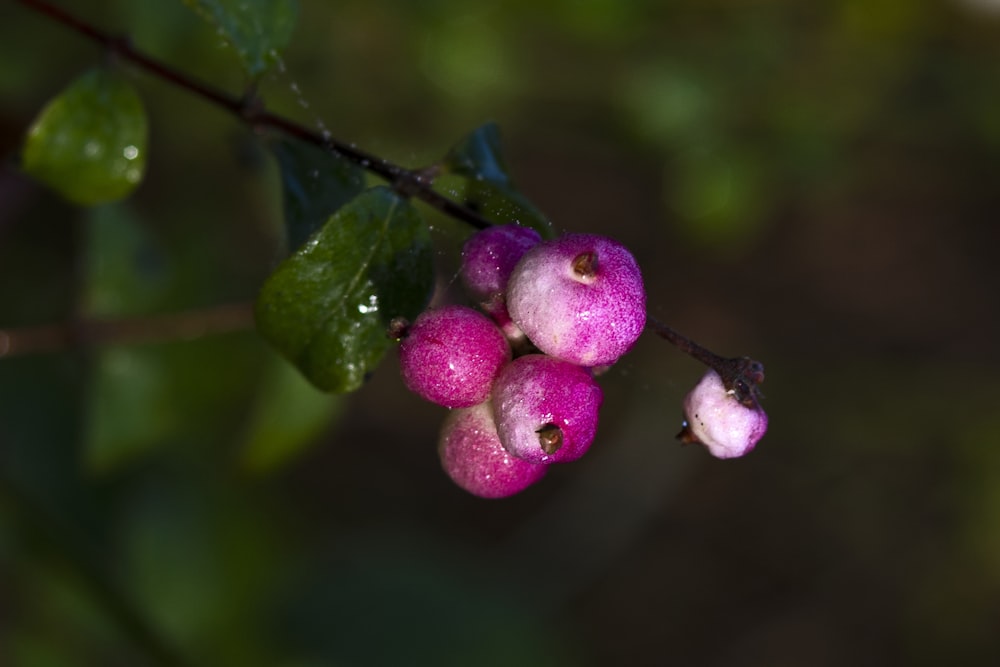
[
  {"xmin": 255, "ymin": 186, "xmax": 433, "ymax": 393},
  {"xmin": 271, "ymin": 138, "xmax": 366, "ymax": 253}
]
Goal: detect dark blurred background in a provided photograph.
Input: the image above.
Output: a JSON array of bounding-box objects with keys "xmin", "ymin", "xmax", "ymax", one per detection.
[{"xmin": 2, "ymin": 0, "xmax": 1000, "ymax": 665}]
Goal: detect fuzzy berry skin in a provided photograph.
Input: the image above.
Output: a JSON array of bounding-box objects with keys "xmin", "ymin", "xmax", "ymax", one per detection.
[
  {"xmin": 491, "ymin": 354, "xmax": 603, "ymax": 464},
  {"xmin": 398, "ymin": 305, "xmax": 511, "ymax": 408},
  {"xmin": 680, "ymin": 369, "xmax": 768, "ymax": 459},
  {"xmin": 460, "ymin": 224, "xmax": 542, "ymax": 303},
  {"xmin": 439, "ymin": 402, "xmax": 548, "ymax": 498},
  {"xmin": 506, "ymin": 233, "xmax": 645, "ymax": 367}
]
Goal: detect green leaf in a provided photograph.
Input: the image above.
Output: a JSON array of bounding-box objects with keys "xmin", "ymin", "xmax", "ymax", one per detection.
[
  {"xmin": 255, "ymin": 186, "xmax": 433, "ymax": 393},
  {"xmin": 443, "ymin": 122, "xmax": 554, "ymax": 237},
  {"xmin": 84, "ymin": 345, "xmax": 179, "ymax": 474},
  {"xmin": 83, "ymin": 334, "xmax": 263, "ymax": 475},
  {"xmin": 271, "ymin": 138, "xmax": 366, "ymax": 253},
  {"xmin": 80, "ymin": 204, "xmax": 169, "ymax": 318},
  {"xmin": 78, "ymin": 205, "xmax": 170, "ymax": 473},
  {"xmin": 240, "ymin": 349, "xmax": 342, "ymax": 473},
  {"xmin": 21, "ymin": 68, "xmax": 148, "ymax": 207},
  {"xmin": 184, "ymin": 0, "xmax": 299, "ymax": 78}
]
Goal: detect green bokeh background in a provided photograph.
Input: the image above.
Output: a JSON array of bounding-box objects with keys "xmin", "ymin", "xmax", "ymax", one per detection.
[{"xmin": 2, "ymin": 0, "xmax": 1000, "ymax": 665}]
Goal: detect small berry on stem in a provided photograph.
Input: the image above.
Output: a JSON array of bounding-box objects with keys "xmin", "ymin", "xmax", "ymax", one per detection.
[
  {"xmin": 491, "ymin": 354, "xmax": 603, "ymax": 464},
  {"xmin": 507, "ymin": 234, "xmax": 646, "ymax": 367},
  {"xmin": 646, "ymin": 316, "xmax": 767, "ymax": 457},
  {"xmin": 397, "ymin": 305, "xmax": 511, "ymax": 408},
  {"xmin": 678, "ymin": 369, "xmax": 768, "ymax": 459},
  {"xmin": 438, "ymin": 402, "xmax": 547, "ymax": 499}
]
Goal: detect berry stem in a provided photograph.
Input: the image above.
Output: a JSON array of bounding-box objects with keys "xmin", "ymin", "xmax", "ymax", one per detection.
[
  {"xmin": 646, "ymin": 316, "xmax": 765, "ymax": 406},
  {"xmin": 13, "ymin": 0, "xmax": 492, "ymax": 231}
]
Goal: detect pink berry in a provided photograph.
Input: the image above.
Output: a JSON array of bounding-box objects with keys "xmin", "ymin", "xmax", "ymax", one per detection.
[
  {"xmin": 679, "ymin": 369, "xmax": 768, "ymax": 459},
  {"xmin": 491, "ymin": 354, "xmax": 603, "ymax": 464},
  {"xmin": 438, "ymin": 402, "xmax": 547, "ymax": 498},
  {"xmin": 460, "ymin": 224, "xmax": 542, "ymax": 304},
  {"xmin": 398, "ymin": 305, "xmax": 511, "ymax": 408},
  {"xmin": 506, "ymin": 233, "xmax": 646, "ymax": 367}
]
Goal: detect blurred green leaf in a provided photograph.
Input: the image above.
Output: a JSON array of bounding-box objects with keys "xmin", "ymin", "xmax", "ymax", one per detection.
[
  {"xmin": 21, "ymin": 68, "xmax": 148, "ymax": 206},
  {"xmin": 668, "ymin": 147, "xmax": 771, "ymax": 250},
  {"xmin": 80, "ymin": 204, "xmax": 169, "ymax": 318},
  {"xmin": 271, "ymin": 139, "xmax": 366, "ymax": 253},
  {"xmin": 84, "ymin": 345, "xmax": 177, "ymax": 474},
  {"xmin": 241, "ymin": 350, "xmax": 342, "ymax": 473},
  {"xmin": 443, "ymin": 123, "xmax": 554, "ymax": 237},
  {"xmin": 121, "ymin": 477, "xmax": 286, "ymax": 665},
  {"xmin": 255, "ymin": 186, "xmax": 433, "ymax": 393},
  {"xmin": 82, "ymin": 334, "xmax": 262, "ymax": 475},
  {"xmin": 183, "ymin": 0, "xmax": 298, "ymax": 78},
  {"xmin": 79, "ymin": 205, "xmax": 172, "ymax": 474}
]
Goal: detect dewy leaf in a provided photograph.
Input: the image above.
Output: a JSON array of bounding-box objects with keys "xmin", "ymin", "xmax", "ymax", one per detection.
[
  {"xmin": 21, "ymin": 68, "xmax": 148, "ymax": 207},
  {"xmin": 443, "ymin": 122, "xmax": 554, "ymax": 238},
  {"xmin": 184, "ymin": 0, "xmax": 299, "ymax": 78},
  {"xmin": 271, "ymin": 138, "xmax": 366, "ymax": 253},
  {"xmin": 255, "ymin": 186, "xmax": 433, "ymax": 393}
]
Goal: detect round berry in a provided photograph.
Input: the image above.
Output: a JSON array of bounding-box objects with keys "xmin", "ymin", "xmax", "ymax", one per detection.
[
  {"xmin": 438, "ymin": 402, "xmax": 548, "ymax": 498},
  {"xmin": 679, "ymin": 369, "xmax": 768, "ymax": 459},
  {"xmin": 460, "ymin": 224, "xmax": 542, "ymax": 303},
  {"xmin": 491, "ymin": 354, "xmax": 603, "ymax": 464},
  {"xmin": 398, "ymin": 305, "xmax": 511, "ymax": 408},
  {"xmin": 506, "ymin": 233, "xmax": 645, "ymax": 367}
]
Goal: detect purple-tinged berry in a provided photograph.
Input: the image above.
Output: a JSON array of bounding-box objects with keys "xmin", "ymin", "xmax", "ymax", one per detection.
[
  {"xmin": 679, "ymin": 369, "xmax": 768, "ymax": 459},
  {"xmin": 460, "ymin": 224, "xmax": 542, "ymax": 304},
  {"xmin": 439, "ymin": 402, "xmax": 547, "ymax": 498},
  {"xmin": 398, "ymin": 305, "xmax": 511, "ymax": 408},
  {"xmin": 491, "ymin": 354, "xmax": 603, "ymax": 464},
  {"xmin": 506, "ymin": 233, "xmax": 645, "ymax": 367}
]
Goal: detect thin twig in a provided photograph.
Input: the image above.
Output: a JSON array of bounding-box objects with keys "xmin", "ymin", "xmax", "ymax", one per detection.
[{"xmin": 0, "ymin": 303, "xmax": 254, "ymax": 358}]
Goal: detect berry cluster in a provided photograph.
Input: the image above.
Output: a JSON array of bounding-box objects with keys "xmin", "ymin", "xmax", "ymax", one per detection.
[
  {"xmin": 392, "ymin": 224, "xmax": 769, "ymax": 498},
  {"xmin": 393, "ymin": 225, "xmax": 645, "ymax": 498}
]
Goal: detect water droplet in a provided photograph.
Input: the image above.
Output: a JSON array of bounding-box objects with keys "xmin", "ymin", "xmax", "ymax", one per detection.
[
  {"xmin": 357, "ymin": 294, "xmax": 379, "ymax": 314},
  {"xmin": 122, "ymin": 145, "xmax": 139, "ymax": 160}
]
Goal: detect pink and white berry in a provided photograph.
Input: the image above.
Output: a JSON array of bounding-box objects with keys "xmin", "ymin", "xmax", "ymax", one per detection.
[
  {"xmin": 438, "ymin": 402, "xmax": 548, "ymax": 498},
  {"xmin": 460, "ymin": 223, "xmax": 542, "ymax": 303},
  {"xmin": 491, "ymin": 354, "xmax": 603, "ymax": 464},
  {"xmin": 398, "ymin": 305, "xmax": 511, "ymax": 408},
  {"xmin": 506, "ymin": 233, "xmax": 646, "ymax": 367},
  {"xmin": 680, "ymin": 369, "xmax": 768, "ymax": 459}
]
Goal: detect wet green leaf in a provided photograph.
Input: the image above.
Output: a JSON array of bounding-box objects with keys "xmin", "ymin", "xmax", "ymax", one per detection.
[
  {"xmin": 241, "ymin": 350, "xmax": 342, "ymax": 473},
  {"xmin": 271, "ymin": 138, "xmax": 366, "ymax": 253},
  {"xmin": 443, "ymin": 123, "xmax": 554, "ymax": 238},
  {"xmin": 255, "ymin": 186, "xmax": 433, "ymax": 393},
  {"xmin": 184, "ymin": 0, "xmax": 298, "ymax": 78},
  {"xmin": 21, "ymin": 68, "xmax": 148, "ymax": 206}
]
